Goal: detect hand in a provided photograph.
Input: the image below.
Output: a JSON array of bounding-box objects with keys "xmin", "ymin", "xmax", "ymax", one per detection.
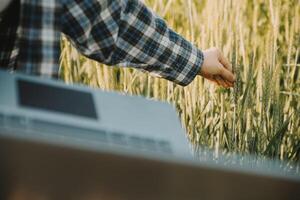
[{"xmin": 199, "ymin": 47, "xmax": 235, "ymax": 88}]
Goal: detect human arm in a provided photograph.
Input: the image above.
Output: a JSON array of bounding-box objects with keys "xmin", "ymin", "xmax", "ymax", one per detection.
[{"xmin": 61, "ymin": 0, "xmax": 234, "ymax": 87}]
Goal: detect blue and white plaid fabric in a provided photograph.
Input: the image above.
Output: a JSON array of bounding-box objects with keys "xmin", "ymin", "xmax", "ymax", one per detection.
[
  {"xmin": 0, "ymin": 0, "xmax": 204, "ymax": 86},
  {"xmin": 17, "ymin": 0, "xmax": 61, "ymax": 78}
]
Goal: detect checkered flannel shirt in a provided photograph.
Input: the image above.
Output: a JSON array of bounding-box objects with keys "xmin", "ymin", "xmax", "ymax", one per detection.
[{"xmin": 0, "ymin": 0, "xmax": 204, "ymax": 86}]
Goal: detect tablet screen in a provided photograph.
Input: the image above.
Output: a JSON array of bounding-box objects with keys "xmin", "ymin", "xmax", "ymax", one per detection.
[{"xmin": 17, "ymin": 79, "xmax": 98, "ymax": 119}]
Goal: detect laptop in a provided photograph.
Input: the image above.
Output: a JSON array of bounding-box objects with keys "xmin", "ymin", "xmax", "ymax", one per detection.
[{"xmin": 0, "ymin": 69, "xmax": 299, "ymax": 200}]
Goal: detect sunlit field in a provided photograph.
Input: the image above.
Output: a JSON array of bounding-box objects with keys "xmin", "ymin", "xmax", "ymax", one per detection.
[{"xmin": 60, "ymin": 0, "xmax": 300, "ymax": 164}]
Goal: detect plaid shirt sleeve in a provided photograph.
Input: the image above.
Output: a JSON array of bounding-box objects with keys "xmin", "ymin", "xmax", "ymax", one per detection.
[
  {"xmin": 17, "ymin": 0, "xmax": 61, "ymax": 78},
  {"xmin": 62, "ymin": 0, "xmax": 204, "ymax": 86}
]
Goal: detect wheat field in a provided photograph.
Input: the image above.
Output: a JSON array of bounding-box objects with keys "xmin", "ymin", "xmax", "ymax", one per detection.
[{"xmin": 60, "ymin": 0, "xmax": 300, "ymax": 164}]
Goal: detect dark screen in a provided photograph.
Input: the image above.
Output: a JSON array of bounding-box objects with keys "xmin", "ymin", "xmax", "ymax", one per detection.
[{"xmin": 17, "ymin": 79, "xmax": 98, "ymax": 119}]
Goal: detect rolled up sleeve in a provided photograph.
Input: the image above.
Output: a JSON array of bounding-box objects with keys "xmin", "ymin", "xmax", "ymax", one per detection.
[{"xmin": 62, "ymin": 0, "xmax": 204, "ymax": 86}]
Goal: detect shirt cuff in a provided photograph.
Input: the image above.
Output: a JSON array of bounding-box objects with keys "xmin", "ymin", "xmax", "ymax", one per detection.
[{"xmin": 173, "ymin": 46, "xmax": 204, "ymax": 86}]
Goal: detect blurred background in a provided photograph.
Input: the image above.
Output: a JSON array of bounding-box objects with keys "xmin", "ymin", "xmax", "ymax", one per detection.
[{"xmin": 59, "ymin": 0, "xmax": 300, "ymax": 166}]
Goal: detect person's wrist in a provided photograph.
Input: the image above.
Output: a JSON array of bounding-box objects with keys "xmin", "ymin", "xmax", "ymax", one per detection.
[{"xmin": 197, "ymin": 49, "xmax": 205, "ymax": 76}]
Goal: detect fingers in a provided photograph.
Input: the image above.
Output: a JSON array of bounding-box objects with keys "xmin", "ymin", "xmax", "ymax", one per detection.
[
  {"xmin": 224, "ymin": 79, "xmax": 234, "ymax": 87},
  {"xmin": 219, "ymin": 66, "xmax": 236, "ymax": 83},
  {"xmin": 219, "ymin": 51, "xmax": 232, "ymax": 72},
  {"xmin": 215, "ymin": 76, "xmax": 232, "ymax": 88},
  {"xmin": 217, "ymin": 50, "xmax": 235, "ymax": 86},
  {"xmin": 207, "ymin": 76, "xmax": 232, "ymax": 88}
]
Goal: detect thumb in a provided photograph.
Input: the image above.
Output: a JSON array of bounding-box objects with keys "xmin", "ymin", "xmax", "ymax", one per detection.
[{"xmin": 219, "ymin": 66, "xmax": 236, "ymax": 83}]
